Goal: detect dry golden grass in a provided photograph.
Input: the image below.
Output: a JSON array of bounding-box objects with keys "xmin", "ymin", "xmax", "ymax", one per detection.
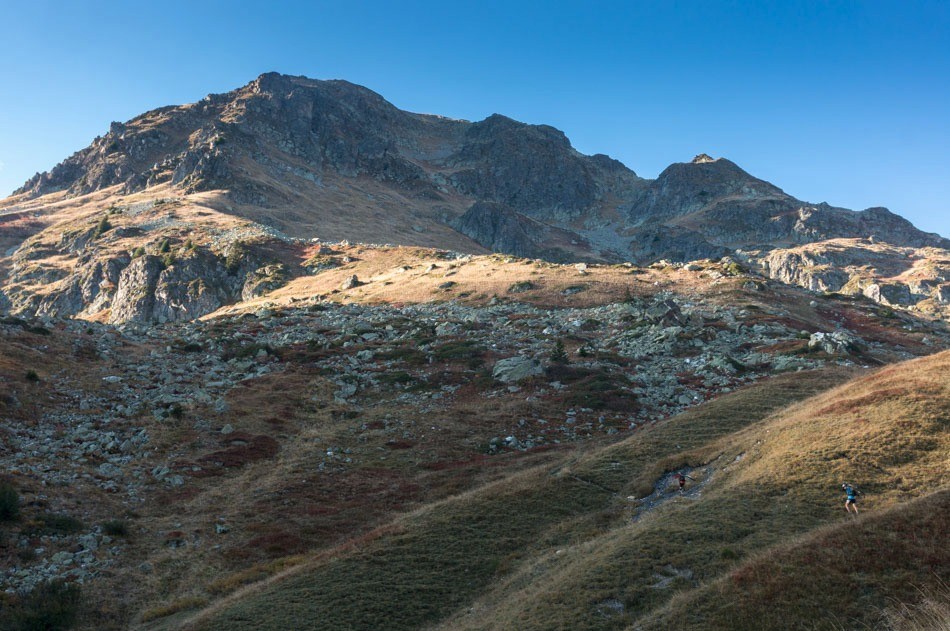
[
  {"xmin": 639, "ymin": 491, "xmax": 949, "ymax": 630},
  {"xmin": 208, "ymin": 246, "xmax": 755, "ymax": 317},
  {"xmin": 1, "ymin": 198, "xmax": 946, "ymax": 629},
  {"xmin": 140, "ymin": 596, "xmax": 208, "ymax": 623},
  {"xmin": 180, "ymin": 350, "xmax": 949, "ymax": 631},
  {"xmin": 441, "ymin": 352, "xmax": 949, "ymax": 631}
]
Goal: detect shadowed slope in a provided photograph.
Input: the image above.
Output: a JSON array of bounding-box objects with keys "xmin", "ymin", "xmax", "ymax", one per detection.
[
  {"xmin": 180, "ymin": 368, "xmax": 855, "ymax": 630},
  {"xmin": 180, "ymin": 348, "xmax": 950, "ymax": 631}
]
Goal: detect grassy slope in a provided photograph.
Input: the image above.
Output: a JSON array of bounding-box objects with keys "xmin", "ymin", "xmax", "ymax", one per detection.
[
  {"xmin": 641, "ymin": 489, "xmax": 949, "ymax": 630},
  {"xmin": 181, "ymin": 367, "xmax": 856, "ymax": 630},
  {"xmin": 434, "ymin": 351, "xmax": 949, "ymax": 631}
]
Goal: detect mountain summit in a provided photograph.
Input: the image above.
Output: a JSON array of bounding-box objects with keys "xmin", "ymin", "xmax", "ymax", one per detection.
[
  {"xmin": 1, "ymin": 72, "xmax": 948, "ymax": 322},
  {"xmin": 14, "ymin": 72, "xmax": 947, "ymax": 259}
]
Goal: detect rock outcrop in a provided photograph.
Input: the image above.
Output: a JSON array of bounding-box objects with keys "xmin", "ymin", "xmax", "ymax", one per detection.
[
  {"xmin": 452, "ymin": 201, "xmax": 601, "ymax": 263},
  {"xmin": 3, "ymin": 225, "xmax": 295, "ymax": 323},
  {"xmin": 756, "ymin": 240, "xmax": 950, "ymax": 308}
]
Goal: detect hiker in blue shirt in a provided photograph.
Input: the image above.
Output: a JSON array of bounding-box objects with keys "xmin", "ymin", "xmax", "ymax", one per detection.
[{"xmin": 842, "ymin": 483, "xmax": 861, "ymax": 514}]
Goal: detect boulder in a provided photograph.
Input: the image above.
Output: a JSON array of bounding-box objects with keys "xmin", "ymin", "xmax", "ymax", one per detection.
[
  {"xmin": 340, "ymin": 275, "xmax": 362, "ymax": 290},
  {"xmin": 808, "ymin": 331, "xmax": 860, "ymax": 354},
  {"xmin": 645, "ymin": 299, "xmax": 687, "ymax": 327},
  {"xmin": 492, "ymin": 356, "xmax": 543, "ymax": 383},
  {"xmin": 863, "ymin": 282, "xmax": 914, "ymax": 306}
]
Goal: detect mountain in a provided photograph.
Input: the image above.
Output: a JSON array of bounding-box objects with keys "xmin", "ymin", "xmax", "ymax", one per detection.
[
  {"xmin": 1, "ymin": 72, "xmax": 948, "ymax": 325},
  {"xmin": 1, "ymin": 73, "xmax": 948, "ymax": 630}
]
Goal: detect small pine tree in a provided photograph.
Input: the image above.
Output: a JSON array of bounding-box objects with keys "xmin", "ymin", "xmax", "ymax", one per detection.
[
  {"xmin": 550, "ymin": 339, "xmax": 568, "ymax": 364},
  {"xmin": 93, "ymin": 216, "xmax": 112, "ymax": 239},
  {"xmin": 225, "ymin": 242, "xmax": 246, "ymax": 274},
  {"xmin": 130, "ymin": 246, "xmax": 146, "ymax": 259},
  {"xmin": 158, "ymin": 239, "xmax": 171, "ymax": 254},
  {"xmin": 0, "ymin": 481, "xmax": 19, "ymax": 521}
]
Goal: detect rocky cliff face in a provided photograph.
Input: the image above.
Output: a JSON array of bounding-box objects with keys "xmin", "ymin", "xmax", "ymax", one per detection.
[
  {"xmin": 14, "ymin": 74, "xmax": 635, "ymax": 219},
  {"xmin": 452, "ymin": 201, "xmax": 603, "ymax": 263},
  {"xmin": 757, "ymin": 240, "xmax": 950, "ymax": 307},
  {"xmin": 3, "ymin": 73, "xmax": 948, "ymax": 321},
  {"xmin": 2, "ymin": 207, "xmax": 299, "ymax": 324}
]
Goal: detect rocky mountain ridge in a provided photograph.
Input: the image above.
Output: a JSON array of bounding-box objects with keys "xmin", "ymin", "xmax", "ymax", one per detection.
[{"xmin": 1, "ymin": 72, "xmax": 948, "ymax": 324}]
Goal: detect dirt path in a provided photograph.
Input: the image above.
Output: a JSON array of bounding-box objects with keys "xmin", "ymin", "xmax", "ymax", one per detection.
[{"xmin": 629, "ymin": 464, "xmax": 717, "ymax": 521}]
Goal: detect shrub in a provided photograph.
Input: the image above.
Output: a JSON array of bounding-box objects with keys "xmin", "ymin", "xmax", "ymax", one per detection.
[
  {"xmin": 92, "ymin": 216, "xmax": 112, "ymax": 239},
  {"xmin": 16, "ymin": 547, "xmax": 36, "ymax": 562},
  {"xmin": 508, "ymin": 281, "xmax": 536, "ymax": 293},
  {"xmin": 377, "ymin": 346, "xmax": 427, "ymax": 366},
  {"xmin": 431, "ymin": 339, "xmax": 484, "ymax": 369},
  {"xmin": 1, "ymin": 579, "xmax": 81, "ymax": 631},
  {"xmin": 550, "ymin": 339, "xmax": 568, "ymax": 364},
  {"xmin": 563, "ymin": 371, "xmax": 634, "ymax": 412},
  {"xmin": 25, "ymin": 370, "xmax": 39, "ymax": 383},
  {"xmin": 0, "ymin": 482, "xmax": 19, "ymax": 521},
  {"xmin": 130, "ymin": 246, "xmax": 146, "ymax": 259},
  {"xmin": 723, "ymin": 261, "xmax": 746, "ymax": 276},
  {"xmin": 158, "ymin": 239, "xmax": 171, "ymax": 254},
  {"xmin": 221, "ymin": 343, "xmax": 276, "ymax": 361},
  {"xmin": 101, "ymin": 519, "xmax": 129, "ymax": 537},
  {"xmin": 225, "ymin": 242, "xmax": 247, "ymax": 274},
  {"xmin": 720, "ymin": 547, "xmax": 739, "ymax": 560},
  {"xmin": 26, "ymin": 513, "xmax": 84, "ymax": 536},
  {"xmin": 376, "ymin": 371, "xmax": 417, "ymax": 386},
  {"xmin": 544, "ymin": 364, "xmax": 595, "ymax": 384},
  {"xmin": 431, "ymin": 339, "xmax": 484, "ymax": 362}
]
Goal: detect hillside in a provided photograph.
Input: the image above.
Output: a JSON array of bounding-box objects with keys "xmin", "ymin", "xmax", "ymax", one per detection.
[
  {"xmin": 183, "ymin": 349, "xmax": 950, "ymax": 631},
  {"xmin": 0, "ymin": 245, "xmax": 946, "ymax": 629},
  {"xmin": 1, "ymin": 72, "xmax": 949, "ymax": 631}
]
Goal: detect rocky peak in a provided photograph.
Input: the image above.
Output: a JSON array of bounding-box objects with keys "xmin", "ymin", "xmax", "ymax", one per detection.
[
  {"xmin": 4, "ymin": 73, "xmax": 948, "ymax": 324},
  {"xmin": 625, "ymin": 156, "xmax": 787, "ymax": 226}
]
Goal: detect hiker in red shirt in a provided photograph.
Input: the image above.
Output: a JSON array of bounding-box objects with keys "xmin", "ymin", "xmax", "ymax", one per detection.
[{"xmin": 674, "ymin": 473, "xmax": 695, "ymax": 492}]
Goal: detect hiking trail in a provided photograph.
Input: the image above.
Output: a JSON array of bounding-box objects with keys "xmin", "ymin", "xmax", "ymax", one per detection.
[{"xmin": 629, "ymin": 464, "xmax": 717, "ymax": 521}]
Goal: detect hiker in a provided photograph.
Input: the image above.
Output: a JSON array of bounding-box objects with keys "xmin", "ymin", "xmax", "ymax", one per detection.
[
  {"xmin": 842, "ymin": 483, "xmax": 861, "ymax": 514},
  {"xmin": 674, "ymin": 473, "xmax": 695, "ymax": 492}
]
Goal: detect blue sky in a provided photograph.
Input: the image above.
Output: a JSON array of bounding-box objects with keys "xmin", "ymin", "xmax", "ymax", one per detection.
[{"xmin": 1, "ymin": 0, "xmax": 947, "ymax": 237}]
